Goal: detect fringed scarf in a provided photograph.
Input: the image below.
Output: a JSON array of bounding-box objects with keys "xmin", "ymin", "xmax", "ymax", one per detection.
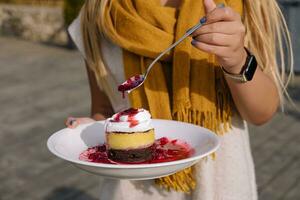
[{"xmin": 102, "ymin": 0, "xmax": 243, "ymax": 193}]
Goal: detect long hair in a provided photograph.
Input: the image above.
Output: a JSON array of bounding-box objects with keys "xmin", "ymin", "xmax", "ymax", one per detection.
[
  {"xmin": 81, "ymin": 0, "xmax": 294, "ymax": 107},
  {"xmin": 243, "ymin": 1, "xmax": 294, "ymax": 107}
]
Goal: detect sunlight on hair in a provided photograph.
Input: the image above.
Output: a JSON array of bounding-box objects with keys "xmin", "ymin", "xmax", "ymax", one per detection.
[{"xmin": 244, "ymin": 0, "xmax": 295, "ymax": 111}]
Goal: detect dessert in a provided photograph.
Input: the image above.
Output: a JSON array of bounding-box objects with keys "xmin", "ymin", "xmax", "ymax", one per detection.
[
  {"xmin": 79, "ymin": 137, "xmax": 194, "ymax": 164},
  {"xmin": 80, "ymin": 108, "xmax": 194, "ymax": 164},
  {"xmin": 105, "ymin": 108, "xmax": 155, "ymax": 163}
]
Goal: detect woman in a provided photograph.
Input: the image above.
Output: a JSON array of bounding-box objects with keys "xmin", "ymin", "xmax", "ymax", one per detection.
[{"xmin": 66, "ymin": 0, "xmax": 293, "ymax": 199}]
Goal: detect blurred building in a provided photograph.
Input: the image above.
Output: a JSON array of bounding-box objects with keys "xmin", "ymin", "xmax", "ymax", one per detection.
[{"xmin": 280, "ymin": 0, "xmax": 300, "ymax": 72}]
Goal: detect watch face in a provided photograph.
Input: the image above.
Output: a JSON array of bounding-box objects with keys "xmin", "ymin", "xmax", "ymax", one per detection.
[{"xmin": 244, "ymin": 55, "xmax": 257, "ymax": 81}]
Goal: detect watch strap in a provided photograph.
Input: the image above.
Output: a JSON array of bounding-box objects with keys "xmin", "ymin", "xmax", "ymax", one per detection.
[
  {"xmin": 221, "ymin": 48, "xmax": 256, "ymax": 83},
  {"xmin": 221, "ymin": 67, "xmax": 248, "ymax": 83}
]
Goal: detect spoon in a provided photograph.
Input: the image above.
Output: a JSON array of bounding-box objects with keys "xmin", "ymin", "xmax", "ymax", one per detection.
[{"xmin": 118, "ymin": 4, "xmax": 225, "ymax": 96}]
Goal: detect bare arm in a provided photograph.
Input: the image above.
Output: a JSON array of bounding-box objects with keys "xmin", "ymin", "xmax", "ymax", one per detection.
[
  {"xmin": 85, "ymin": 62, "xmax": 114, "ymax": 120},
  {"xmin": 65, "ymin": 63, "xmax": 113, "ymax": 128},
  {"xmin": 225, "ymin": 61, "xmax": 279, "ymax": 125}
]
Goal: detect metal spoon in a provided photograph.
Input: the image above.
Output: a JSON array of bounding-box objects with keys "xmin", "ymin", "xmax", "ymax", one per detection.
[{"xmin": 118, "ymin": 4, "xmax": 225, "ymax": 94}]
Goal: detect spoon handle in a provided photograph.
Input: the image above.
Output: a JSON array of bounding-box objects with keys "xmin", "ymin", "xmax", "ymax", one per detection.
[
  {"xmin": 143, "ymin": 22, "xmax": 204, "ymax": 79},
  {"xmin": 143, "ymin": 3, "xmax": 225, "ymax": 80}
]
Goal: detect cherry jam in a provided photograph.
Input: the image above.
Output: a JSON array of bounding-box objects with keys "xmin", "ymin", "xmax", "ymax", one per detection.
[
  {"xmin": 79, "ymin": 137, "xmax": 194, "ymax": 164},
  {"xmin": 118, "ymin": 75, "xmax": 144, "ymax": 98}
]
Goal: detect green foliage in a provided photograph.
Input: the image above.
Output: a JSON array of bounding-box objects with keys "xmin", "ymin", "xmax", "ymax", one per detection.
[
  {"xmin": 0, "ymin": 0, "xmax": 63, "ymax": 6},
  {"xmin": 63, "ymin": 0, "xmax": 84, "ymax": 26}
]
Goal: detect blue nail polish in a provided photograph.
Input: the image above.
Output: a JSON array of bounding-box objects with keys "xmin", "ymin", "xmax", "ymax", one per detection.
[
  {"xmin": 70, "ymin": 119, "xmax": 76, "ymax": 126},
  {"xmin": 217, "ymin": 3, "xmax": 225, "ymax": 8},
  {"xmin": 200, "ymin": 17, "xmax": 207, "ymax": 24}
]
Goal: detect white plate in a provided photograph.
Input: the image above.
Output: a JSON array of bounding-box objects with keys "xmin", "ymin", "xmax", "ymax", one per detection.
[{"xmin": 47, "ymin": 119, "xmax": 220, "ymax": 180}]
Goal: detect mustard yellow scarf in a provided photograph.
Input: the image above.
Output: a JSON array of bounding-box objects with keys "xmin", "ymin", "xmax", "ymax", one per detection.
[{"xmin": 103, "ymin": 0, "xmax": 243, "ymax": 193}]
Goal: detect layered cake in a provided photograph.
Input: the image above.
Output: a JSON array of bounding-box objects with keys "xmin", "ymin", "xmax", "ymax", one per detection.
[{"xmin": 105, "ymin": 108, "xmax": 155, "ymax": 163}]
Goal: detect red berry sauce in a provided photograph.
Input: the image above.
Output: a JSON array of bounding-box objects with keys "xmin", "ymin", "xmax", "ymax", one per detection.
[
  {"xmin": 111, "ymin": 108, "xmax": 139, "ymax": 128},
  {"xmin": 79, "ymin": 137, "xmax": 194, "ymax": 164},
  {"xmin": 118, "ymin": 75, "xmax": 144, "ymax": 98}
]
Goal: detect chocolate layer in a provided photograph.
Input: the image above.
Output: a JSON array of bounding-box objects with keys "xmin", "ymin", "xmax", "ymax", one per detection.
[{"xmin": 108, "ymin": 146, "xmax": 154, "ymax": 163}]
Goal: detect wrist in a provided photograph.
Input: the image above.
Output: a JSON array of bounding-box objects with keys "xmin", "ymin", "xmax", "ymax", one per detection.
[
  {"xmin": 222, "ymin": 48, "xmax": 248, "ymax": 74},
  {"xmin": 222, "ymin": 47, "xmax": 258, "ymax": 83},
  {"xmin": 92, "ymin": 113, "xmax": 106, "ymax": 120}
]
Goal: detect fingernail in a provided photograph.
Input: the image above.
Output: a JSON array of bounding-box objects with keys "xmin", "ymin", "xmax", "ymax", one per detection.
[
  {"xmin": 217, "ymin": 3, "xmax": 225, "ymax": 8},
  {"xmin": 69, "ymin": 119, "xmax": 76, "ymax": 126},
  {"xmin": 191, "ymin": 39, "xmax": 197, "ymax": 45},
  {"xmin": 200, "ymin": 17, "xmax": 207, "ymax": 24}
]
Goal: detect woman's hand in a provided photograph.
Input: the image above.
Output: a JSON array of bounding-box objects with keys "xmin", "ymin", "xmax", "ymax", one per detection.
[
  {"xmin": 65, "ymin": 117, "xmax": 95, "ymax": 129},
  {"xmin": 189, "ymin": 0, "xmax": 280, "ymax": 125},
  {"xmin": 65, "ymin": 114, "xmax": 106, "ymax": 129},
  {"xmin": 191, "ymin": 0, "xmax": 247, "ymax": 74}
]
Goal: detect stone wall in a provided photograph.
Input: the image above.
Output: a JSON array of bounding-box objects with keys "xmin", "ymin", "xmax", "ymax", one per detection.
[{"xmin": 0, "ymin": 4, "xmax": 67, "ymax": 45}]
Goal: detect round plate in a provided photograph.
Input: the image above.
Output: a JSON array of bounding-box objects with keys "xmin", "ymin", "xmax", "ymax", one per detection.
[{"xmin": 47, "ymin": 119, "xmax": 219, "ymax": 180}]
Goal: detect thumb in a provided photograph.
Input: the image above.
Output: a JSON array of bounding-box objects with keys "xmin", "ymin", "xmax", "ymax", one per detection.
[{"xmin": 204, "ymin": 0, "xmax": 217, "ymax": 14}]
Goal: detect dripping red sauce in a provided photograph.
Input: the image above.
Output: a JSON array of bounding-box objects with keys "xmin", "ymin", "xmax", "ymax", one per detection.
[
  {"xmin": 79, "ymin": 137, "xmax": 194, "ymax": 164},
  {"xmin": 118, "ymin": 75, "xmax": 144, "ymax": 98},
  {"xmin": 111, "ymin": 108, "xmax": 139, "ymax": 128}
]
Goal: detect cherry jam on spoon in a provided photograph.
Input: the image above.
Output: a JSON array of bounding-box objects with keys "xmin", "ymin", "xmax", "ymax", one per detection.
[
  {"xmin": 118, "ymin": 75, "xmax": 144, "ymax": 97},
  {"xmin": 117, "ymin": 4, "xmax": 224, "ymax": 96}
]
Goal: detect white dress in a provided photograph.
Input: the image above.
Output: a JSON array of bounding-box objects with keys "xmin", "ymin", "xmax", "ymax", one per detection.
[{"xmin": 68, "ymin": 15, "xmax": 258, "ymax": 200}]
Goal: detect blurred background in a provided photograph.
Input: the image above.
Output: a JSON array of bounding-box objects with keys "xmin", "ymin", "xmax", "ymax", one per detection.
[{"xmin": 0, "ymin": 0, "xmax": 299, "ymax": 199}]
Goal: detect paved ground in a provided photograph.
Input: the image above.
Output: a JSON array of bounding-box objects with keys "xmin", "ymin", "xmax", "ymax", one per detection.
[{"xmin": 0, "ymin": 36, "xmax": 299, "ymax": 200}]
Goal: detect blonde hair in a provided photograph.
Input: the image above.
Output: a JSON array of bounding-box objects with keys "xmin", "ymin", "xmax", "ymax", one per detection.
[
  {"xmin": 81, "ymin": 0, "xmax": 294, "ymax": 107},
  {"xmin": 243, "ymin": 0, "xmax": 294, "ymax": 108},
  {"xmin": 81, "ymin": 0, "xmax": 117, "ymax": 100}
]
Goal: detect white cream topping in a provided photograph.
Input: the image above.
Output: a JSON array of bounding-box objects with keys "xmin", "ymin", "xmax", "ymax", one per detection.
[{"xmin": 105, "ymin": 108, "xmax": 153, "ymax": 132}]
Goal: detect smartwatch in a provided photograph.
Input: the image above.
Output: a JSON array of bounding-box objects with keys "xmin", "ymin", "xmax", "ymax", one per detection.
[{"xmin": 221, "ymin": 48, "xmax": 257, "ymax": 83}]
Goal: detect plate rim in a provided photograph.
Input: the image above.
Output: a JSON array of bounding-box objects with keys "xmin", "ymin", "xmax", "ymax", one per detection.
[{"xmin": 47, "ymin": 119, "xmax": 220, "ymax": 169}]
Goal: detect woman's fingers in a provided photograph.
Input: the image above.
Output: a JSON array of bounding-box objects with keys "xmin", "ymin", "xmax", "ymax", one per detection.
[
  {"xmin": 191, "ymin": 40, "xmax": 229, "ymax": 58},
  {"xmin": 192, "ymin": 21, "xmax": 240, "ymax": 36},
  {"xmin": 65, "ymin": 117, "xmax": 78, "ymax": 128},
  {"xmin": 207, "ymin": 6, "xmax": 239, "ymax": 23},
  {"xmin": 191, "ymin": 2, "xmax": 246, "ymax": 70},
  {"xmin": 65, "ymin": 117, "xmax": 95, "ymax": 129},
  {"xmin": 204, "ymin": 0, "xmax": 217, "ymax": 13},
  {"xmin": 191, "ymin": 7, "xmax": 241, "ymax": 37},
  {"xmin": 193, "ymin": 33, "xmax": 232, "ymax": 47}
]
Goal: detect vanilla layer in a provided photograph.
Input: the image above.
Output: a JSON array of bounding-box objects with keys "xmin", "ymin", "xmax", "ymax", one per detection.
[
  {"xmin": 106, "ymin": 129, "xmax": 155, "ymax": 150},
  {"xmin": 105, "ymin": 109, "xmax": 153, "ymax": 132}
]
